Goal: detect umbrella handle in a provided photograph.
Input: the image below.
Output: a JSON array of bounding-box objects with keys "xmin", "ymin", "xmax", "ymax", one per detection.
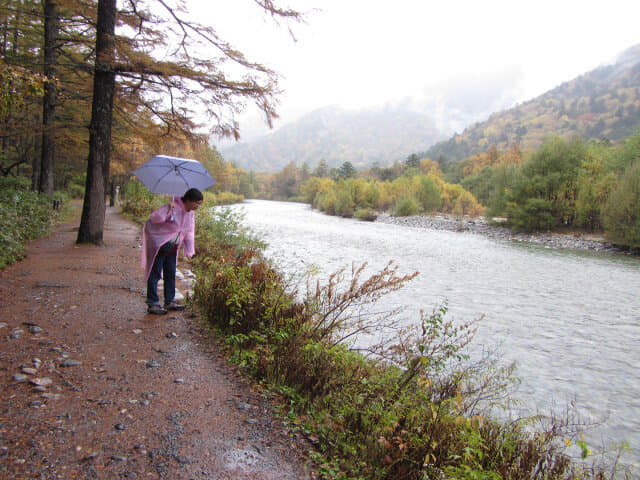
[{"xmin": 169, "ymin": 196, "xmax": 175, "ymax": 221}]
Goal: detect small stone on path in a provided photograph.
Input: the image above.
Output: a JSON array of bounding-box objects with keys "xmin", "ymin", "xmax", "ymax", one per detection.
[
  {"xmin": 30, "ymin": 377, "xmax": 52, "ymax": 387},
  {"xmin": 60, "ymin": 359, "xmax": 83, "ymax": 367},
  {"xmin": 10, "ymin": 329, "xmax": 24, "ymax": 339},
  {"xmin": 42, "ymin": 393, "xmax": 62, "ymax": 400}
]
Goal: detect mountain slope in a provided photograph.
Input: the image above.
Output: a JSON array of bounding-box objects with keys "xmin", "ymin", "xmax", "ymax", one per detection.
[
  {"xmin": 220, "ymin": 105, "xmax": 442, "ymax": 172},
  {"xmin": 424, "ymin": 43, "xmax": 640, "ymax": 163}
]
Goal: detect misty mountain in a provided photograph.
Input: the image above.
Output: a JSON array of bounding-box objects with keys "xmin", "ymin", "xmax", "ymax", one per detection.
[
  {"xmin": 221, "ymin": 43, "xmax": 640, "ymax": 172},
  {"xmin": 423, "ymin": 43, "xmax": 640, "ymax": 163},
  {"xmin": 219, "ymin": 106, "xmax": 443, "ymax": 173}
]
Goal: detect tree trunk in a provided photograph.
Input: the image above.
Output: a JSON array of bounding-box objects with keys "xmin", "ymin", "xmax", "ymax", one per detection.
[
  {"xmin": 76, "ymin": 0, "xmax": 116, "ymax": 245},
  {"xmin": 39, "ymin": 0, "xmax": 58, "ymax": 196}
]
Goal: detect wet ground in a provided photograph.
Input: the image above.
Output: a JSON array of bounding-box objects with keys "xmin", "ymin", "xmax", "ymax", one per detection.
[{"xmin": 0, "ymin": 206, "xmax": 316, "ymax": 479}]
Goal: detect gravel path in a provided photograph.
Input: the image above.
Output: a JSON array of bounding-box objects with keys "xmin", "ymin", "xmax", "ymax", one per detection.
[{"xmin": 0, "ymin": 206, "xmax": 315, "ymax": 480}]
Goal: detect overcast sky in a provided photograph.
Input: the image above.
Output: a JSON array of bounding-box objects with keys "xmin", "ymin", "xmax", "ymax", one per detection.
[{"xmin": 187, "ymin": 0, "xmax": 640, "ymax": 141}]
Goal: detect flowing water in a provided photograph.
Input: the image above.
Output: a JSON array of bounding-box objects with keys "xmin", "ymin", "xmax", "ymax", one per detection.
[{"xmin": 223, "ymin": 199, "xmax": 640, "ymax": 466}]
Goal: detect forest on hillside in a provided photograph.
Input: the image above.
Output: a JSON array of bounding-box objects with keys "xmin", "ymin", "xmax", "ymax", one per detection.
[{"xmin": 424, "ymin": 44, "xmax": 640, "ymax": 163}]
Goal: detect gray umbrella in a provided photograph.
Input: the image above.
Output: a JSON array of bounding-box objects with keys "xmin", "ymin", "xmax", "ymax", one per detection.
[{"xmin": 132, "ymin": 155, "xmax": 216, "ymax": 195}]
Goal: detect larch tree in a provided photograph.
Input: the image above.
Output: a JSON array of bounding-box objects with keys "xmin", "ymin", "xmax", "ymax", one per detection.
[
  {"xmin": 39, "ymin": 0, "xmax": 59, "ymax": 196},
  {"xmin": 0, "ymin": 0, "xmax": 45, "ymax": 181},
  {"xmin": 1, "ymin": 0, "xmax": 96, "ymax": 188},
  {"xmin": 76, "ymin": 0, "xmax": 302, "ymax": 244},
  {"xmin": 77, "ymin": 0, "xmax": 116, "ymax": 244}
]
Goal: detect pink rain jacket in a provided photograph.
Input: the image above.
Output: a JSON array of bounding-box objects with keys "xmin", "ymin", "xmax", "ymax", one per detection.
[{"xmin": 141, "ymin": 197, "xmax": 195, "ymax": 281}]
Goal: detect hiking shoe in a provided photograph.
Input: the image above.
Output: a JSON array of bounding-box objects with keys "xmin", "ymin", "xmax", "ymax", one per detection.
[
  {"xmin": 148, "ymin": 304, "xmax": 168, "ymax": 315},
  {"xmin": 164, "ymin": 301, "xmax": 186, "ymax": 311}
]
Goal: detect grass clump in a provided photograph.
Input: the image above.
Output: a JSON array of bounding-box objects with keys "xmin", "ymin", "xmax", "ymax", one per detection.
[{"xmin": 190, "ymin": 206, "xmax": 618, "ymax": 480}]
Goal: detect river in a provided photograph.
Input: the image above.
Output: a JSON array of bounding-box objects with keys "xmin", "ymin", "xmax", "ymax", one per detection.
[{"xmin": 222, "ymin": 199, "xmax": 640, "ymax": 467}]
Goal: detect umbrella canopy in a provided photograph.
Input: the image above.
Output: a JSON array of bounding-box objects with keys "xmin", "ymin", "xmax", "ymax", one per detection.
[{"xmin": 132, "ymin": 155, "xmax": 216, "ymax": 195}]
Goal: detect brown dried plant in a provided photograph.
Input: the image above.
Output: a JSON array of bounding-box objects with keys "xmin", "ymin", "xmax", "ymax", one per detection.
[{"xmin": 304, "ymin": 261, "xmax": 418, "ymax": 346}]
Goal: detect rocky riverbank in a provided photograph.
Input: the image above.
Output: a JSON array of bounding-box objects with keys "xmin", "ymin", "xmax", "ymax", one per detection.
[{"xmin": 375, "ymin": 213, "xmax": 625, "ymax": 253}]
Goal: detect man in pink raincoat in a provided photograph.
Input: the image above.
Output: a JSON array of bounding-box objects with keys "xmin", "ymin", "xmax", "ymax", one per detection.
[{"xmin": 142, "ymin": 188, "xmax": 203, "ymax": 314}]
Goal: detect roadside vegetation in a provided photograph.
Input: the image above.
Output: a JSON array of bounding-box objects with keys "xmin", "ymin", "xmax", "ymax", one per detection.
[
  {"xmin": 0, "ymin": 177, "xmax": 75, "ymax": 269},
  {"xmin": 3, "ymin": 162, "xmax": 634, "ymax": 478},
  {"xmin": 187, "ymin": 204, "xmax": 630, "ymax": 480}
]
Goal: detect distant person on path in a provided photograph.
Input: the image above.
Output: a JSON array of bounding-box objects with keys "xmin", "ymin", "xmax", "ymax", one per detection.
[{"xmin": 142, "ymin": 188, "xmax": 203, "ymax": 314}]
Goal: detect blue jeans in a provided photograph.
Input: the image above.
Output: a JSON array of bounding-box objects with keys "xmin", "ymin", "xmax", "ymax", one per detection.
[{"xmin": 146, "ymin": 242, "xmax": 177, "ymax": 306}]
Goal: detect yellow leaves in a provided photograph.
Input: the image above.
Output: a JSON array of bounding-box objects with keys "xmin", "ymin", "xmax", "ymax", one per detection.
[
  {"xmin": 419, "ymin": 158, "xmax": 444, "ymax": 178},
  {"xmin": 417, "ymin": 375, "xmax": 432, "ymax": 390}
]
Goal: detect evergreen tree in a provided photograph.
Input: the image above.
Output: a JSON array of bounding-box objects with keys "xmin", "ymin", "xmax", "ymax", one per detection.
[
  {"xmin": 338, "ymin": 161, "xmax": 356, "ymax": 179},
  {"xmin": 313, "ymin": 158, "xmax": 328, "ymax": 177}
]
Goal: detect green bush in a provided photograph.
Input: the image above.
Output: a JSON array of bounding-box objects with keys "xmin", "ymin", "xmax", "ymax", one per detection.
[
  {"xmin": 0, "ymin": 177, "xmax": 59, "ymax": 269},
  {"xmin": 120, "ymin": 181, "xmax": 164, "ymax": 222},
  {"xmin": 507, "ymin": 198, "xmax": 556, "ymax": 232},
  {"xmin": 66, "ymin": 173, "xmax": 86, "ymax": 199},
  {"xmin": 417, "ymin": 176, "xmax": 442, "ymax": 213},
  {"xmin": 316, "ymin": 190, "xmax": 337, "ymax": 215},
  {"xmin": 354, "ymin": 207, "xmax": 377, "ymax": 221},
  {"xmin": 334, "ymin": 189, "xmax": 355, "ymax": 218},
  {"xmin": 393, "ymin": 194, "xmax": 420, "ymax": 217}
]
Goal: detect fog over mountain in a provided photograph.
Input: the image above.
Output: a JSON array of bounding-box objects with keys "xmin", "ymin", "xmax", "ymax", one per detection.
[
  {"xmin": 218, "ymin": 72, "xmax": 522, "ymax": 173},
  {"xmin": 219, "ymin": 105, "xmax": 443, "ymax": 173},
  {"xmin": 218, "ymin": 43, "xmax": 640, "ymax": 173}
]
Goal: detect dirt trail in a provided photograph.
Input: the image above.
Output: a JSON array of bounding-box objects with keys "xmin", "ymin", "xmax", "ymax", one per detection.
[{"xmin": 0, "ymin": 206, "xmax": 315, "ymax": 479}]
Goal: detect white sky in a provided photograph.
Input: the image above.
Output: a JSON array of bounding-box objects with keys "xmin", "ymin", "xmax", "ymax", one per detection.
[{"xmin": 187, "ymin": 0, "xmax": 640, "ymax": 140}]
